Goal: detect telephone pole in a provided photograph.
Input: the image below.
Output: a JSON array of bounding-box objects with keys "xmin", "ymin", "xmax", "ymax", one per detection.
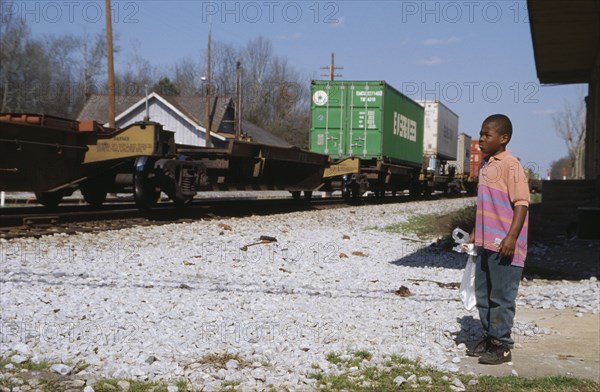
[
  {"xmin": 105, "ymin": 0, "xmax": 116, "ymax": 128},
  {"xmin": 320, "ymin": 52, "xmax": 343, "ymax": 80},
  {"xmin": 205, "ymin": 28, "xmax": 212, "ymax": 147}
]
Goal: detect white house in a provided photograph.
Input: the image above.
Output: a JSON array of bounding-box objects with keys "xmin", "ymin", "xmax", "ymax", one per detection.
[{"xmin": 77, "ymin": 93, "xmax": 291, "ymax": 147}]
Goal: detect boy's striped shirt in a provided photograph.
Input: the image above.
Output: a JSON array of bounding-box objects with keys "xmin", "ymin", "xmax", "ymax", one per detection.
[{"xmin": 475, "ymin": 150, "xmax": 530, "ymax": 266}]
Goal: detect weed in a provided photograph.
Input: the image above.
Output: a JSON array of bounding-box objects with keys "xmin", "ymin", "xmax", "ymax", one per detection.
[
  {"xmin": 310, "ymin": 353, "xmax": 599, "ymax": 391},
  {"xmin": 382, "ymin": 205, "xmax": 476, "ymax": 242},
  {"xmin": 196, "ymin": 352, "xmax": 250, "ymax": 370}
]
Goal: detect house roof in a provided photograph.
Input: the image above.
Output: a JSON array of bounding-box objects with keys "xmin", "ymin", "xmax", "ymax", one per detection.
[
  {"xmin": 528, "ymin": 0, "xmax": 600, "ymax": 84},
  {"xmin": 240, "ymin": 121, "xmax": 292, "ymax": 147},
  {"xmin": 77, "ymin": 93, "xmax": 232, "ymax": 131},
  {"xmin": 77, "ymin": 93, "xmax": 292, "ymax": 147}
]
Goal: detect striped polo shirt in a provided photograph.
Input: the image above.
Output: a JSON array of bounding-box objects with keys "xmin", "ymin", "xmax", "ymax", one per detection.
[{"xmin": 474, "ymin": 150, "xmax": 530, "ymax": 266}]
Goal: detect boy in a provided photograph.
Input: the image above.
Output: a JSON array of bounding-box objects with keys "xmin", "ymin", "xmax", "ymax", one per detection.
[{"xmin": 467, "ymin": 114, "xmax": 530, "ymax": 365}]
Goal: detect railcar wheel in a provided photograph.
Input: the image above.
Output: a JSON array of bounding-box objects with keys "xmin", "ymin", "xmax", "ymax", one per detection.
[
  {"xmin": 35, "ymin": 192, "xmax": 63, "ymax": 208},
  {"xmin": 134, "ymin": 157, "xmax": 160, "ymax": 209},
  {"xmin": 80, "ymin": 184, "xmax": 108, "ymax": 206},
  {"xmin": 303, "ymin": 191, "xmax": 313, "ymax": 200},
  {"xmin": 291, "ymin": 191, "xmax": 301, "ymax": 200}
]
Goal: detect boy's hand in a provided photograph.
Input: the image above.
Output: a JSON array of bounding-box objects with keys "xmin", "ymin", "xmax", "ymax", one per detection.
[
  {"xmin": 499, "ymin": 205, "xmax": 528, "ymax": 259},
  {"xmin": 498, "ymin": 235, "xmax": 517, "ymax": 258}
]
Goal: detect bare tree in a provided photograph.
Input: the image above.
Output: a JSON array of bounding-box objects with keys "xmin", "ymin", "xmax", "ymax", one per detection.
[
  {"xmin": 0, "ymin": 3, "xmax": 30, "ymax": 112},
  {"xmin": 173, "ymin": 57, "xmax": 203, "ymax": 96},
  {"xmin": 552, "ymin": 90, "xmax": 586, "ymax": 179},
  {"xmin": 80, "ymin": 31, "xmax": 107, "ymax": 102}
]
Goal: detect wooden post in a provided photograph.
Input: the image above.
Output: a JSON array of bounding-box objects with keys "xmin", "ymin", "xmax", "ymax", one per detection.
[
  {"xmin": 236, "ymin": 61, "xmax": 242, "ymax": 138},
  {"xmin": 205, "ymin": 29, "xmax": 211, "ymax": 147},
  {"xmin": 105, "ymin": 0, "xmax": 116, "ymax": 128}
]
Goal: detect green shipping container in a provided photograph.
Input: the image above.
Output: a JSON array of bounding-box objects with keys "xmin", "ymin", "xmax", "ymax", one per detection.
[{"xmin": 310, "ymin": 80, "xmax": 424, "ymax": 167}]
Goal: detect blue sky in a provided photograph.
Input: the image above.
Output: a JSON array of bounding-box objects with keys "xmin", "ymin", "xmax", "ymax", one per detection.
[{"xmin": 14, "ymin": 0, "xmax": 586, "ymax": 175}]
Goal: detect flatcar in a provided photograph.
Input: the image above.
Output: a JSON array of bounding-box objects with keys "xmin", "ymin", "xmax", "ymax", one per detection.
[{"xmin": 0, "ymin": 113, "xmax": 328, "ymax": 208}]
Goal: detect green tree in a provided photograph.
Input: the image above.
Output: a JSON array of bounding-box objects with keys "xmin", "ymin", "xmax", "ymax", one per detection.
[{"xmin": 152, "ymin": 77, "xmax": 180, "ymax": 96}]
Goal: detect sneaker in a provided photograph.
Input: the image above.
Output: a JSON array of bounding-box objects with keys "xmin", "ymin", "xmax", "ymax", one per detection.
[
  {"xmin": 478, "ymin": 342, "xmax": 512, "ymax": 364},
  {"xmin": 466, "ymin": 337, "xmax": 490, "ymax": 357}
]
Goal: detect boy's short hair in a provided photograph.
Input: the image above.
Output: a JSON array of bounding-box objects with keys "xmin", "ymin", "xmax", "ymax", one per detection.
[{"xmin": 483, "ymin": 114, "xmax": 513, "ymax": 143}]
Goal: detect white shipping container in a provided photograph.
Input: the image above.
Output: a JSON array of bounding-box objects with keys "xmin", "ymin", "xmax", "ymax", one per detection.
[
  {"xmin": 449, "ymin": 133, "xmax": 472, "ymax": 175},
  {"xmin": 417, "ymin": 100, "xmax": 459, "ymax": 161}
]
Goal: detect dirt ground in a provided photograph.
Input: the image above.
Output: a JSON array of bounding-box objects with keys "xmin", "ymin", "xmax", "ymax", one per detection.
[{"xmin": 459, "ymin": 307, "xmax": 599, "ymax": 381}]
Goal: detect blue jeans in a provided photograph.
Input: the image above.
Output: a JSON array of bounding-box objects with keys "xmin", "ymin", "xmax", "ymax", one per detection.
[{"xmin": 475, "ymin": 248, "xmax": 523, "ymax": 347}]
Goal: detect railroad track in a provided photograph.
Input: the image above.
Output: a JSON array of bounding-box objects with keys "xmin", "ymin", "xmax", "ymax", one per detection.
[{"xmin": 0, "ymin": 193, "xmax": 457, "ymax": 239}]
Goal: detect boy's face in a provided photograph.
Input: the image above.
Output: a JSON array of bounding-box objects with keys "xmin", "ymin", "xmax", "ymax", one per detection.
[{"xmin": 479, "ymin": 122, "xmax": 508, "ymax": 156}]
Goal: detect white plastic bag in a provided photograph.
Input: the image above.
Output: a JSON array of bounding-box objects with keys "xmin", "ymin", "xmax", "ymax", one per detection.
[{"xmin": 459, "ymin": 255, "xmax": 477, "ymax": 311}]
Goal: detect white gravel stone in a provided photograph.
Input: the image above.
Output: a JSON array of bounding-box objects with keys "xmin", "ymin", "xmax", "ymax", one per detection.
[
  {"xmin": 83, "ymin": 387, "xmax": 95, "ymax": 392},
  {"xmin": 394, "ymin": 375, "xmax": 407, "ymax": 386},
  {"xmin": 71, "ymin": 380, "xmax": 86, "ymax": 388},
  {"xmin": 451, "ymin": 377, "xmax": 466, "ymax": 391},
  {"xmin": 1, "ymin": 197, "xmax": 597, "ymax": 388},
  {"xmin": 50, "ymin": 364, "xmax": 72, "ymax": 376},
  {"xmin": 11, "ymin": 355, "xmax": 27, "ymax": 364}
]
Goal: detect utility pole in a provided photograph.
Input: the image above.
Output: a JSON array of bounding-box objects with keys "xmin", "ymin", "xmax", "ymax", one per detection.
[
  {"xmin": 205, "ymin": 29, "xmax": 212, "ymax": 147},
  {"xmin": 320, "ymin": 52, "xmax": 343, "ymax": 80},
  {"xmin": 235, "ymin": 61, "xmax": 242, "ymax": 139},
  {"xmin": 105, "ymin": 0, "xmax": 116, "ymax": 128}
]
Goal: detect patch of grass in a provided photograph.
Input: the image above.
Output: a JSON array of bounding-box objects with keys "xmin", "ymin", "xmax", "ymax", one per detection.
[
  {"xmin": 326, "ymin": 350, "xmax": 374, "ymax": 368},
  {"xmin": 382, "ymin": 206, "xmax": 476, "ymax": 241},
  {"xmin": 310, "ymin": 353, "xmax": 599, "ymax": 391},
  {"xmin": 196, "ymin": 351, "xmax": 250, "ymax": 370},
  {"xmin": 0, "ymin": 355, "xmax": 51, "ymax": 372},
  {"xmin": 473, "ymin": 375, "xmax": 598, "ymax": 391},
  {"xmin": 93, "ymin": 379, "xmax": 164, "ymax": 392},
  {"xmin": 219, "ymin": 380, "xmax": 241, "ymax": 390},
  {"xmin": 37, "ymin": 378, "xmax": 62, "ymax": 392},
  {"xmin": 176, "ymin": 379, "xmax": 189, "ymax": 391}
]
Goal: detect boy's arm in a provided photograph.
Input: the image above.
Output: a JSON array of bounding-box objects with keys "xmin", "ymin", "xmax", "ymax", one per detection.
[{"xmin": 498, "ymin": 205, "xmax": 528, "ymax": 258}]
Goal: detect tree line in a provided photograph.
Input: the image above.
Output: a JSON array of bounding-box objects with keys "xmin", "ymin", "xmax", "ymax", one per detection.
[{"xmin": 0, "ymin": 2, "xmax": 311, "ymax": 148}]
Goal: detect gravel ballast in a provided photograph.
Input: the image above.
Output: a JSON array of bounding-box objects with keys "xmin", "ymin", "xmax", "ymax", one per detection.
[{"xmin": 1, "ymin": 197, "xmax": 598, "ymax": 390}]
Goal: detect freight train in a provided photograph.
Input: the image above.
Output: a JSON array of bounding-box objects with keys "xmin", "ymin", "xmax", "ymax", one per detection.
[
  {"xmin": 309, "ymin": 80, "xmax": 472, "ymax": 197},
  {"xmin": 0, "ymin": 113, "xmax": 328, "ymax": 208},
  {"xmin": 0, "ymin": 82, "xmax": 477, "ymax": 209}
]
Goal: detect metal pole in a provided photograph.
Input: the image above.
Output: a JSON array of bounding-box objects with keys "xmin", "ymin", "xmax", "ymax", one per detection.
[
  {"xmin": 105, "ymin": 0, "xmax": 116, "ymax": 128},
  {"xmin": 205, "ymin": 29, "xmax": 211, "ymax": 147}
]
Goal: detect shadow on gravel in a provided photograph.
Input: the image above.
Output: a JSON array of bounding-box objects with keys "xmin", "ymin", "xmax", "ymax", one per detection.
[
  {"xmin": 389, "ymin": 241, "xmax": 600, "ymax": 281},
  {"xmin": 453, "ymin": 315, "xmax": 485, "ymax": 349},
  {"xmin": 389, "ymin": 244, "xmax": 467, "ymax": 270}
]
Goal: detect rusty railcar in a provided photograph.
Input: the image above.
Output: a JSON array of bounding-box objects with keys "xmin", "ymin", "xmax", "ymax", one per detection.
[{"xmin": 0, "ymin": 113, "xmax": 329, "ymax": 208}]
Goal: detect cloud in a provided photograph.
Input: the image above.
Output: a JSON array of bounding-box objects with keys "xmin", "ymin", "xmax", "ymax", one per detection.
[
  {"xmin": 533, "ymin": 109, "xmax": 556, "ymax": 115},
  {"xmin": 417, "ymin": 56, "xmax": 442, "ymax": 66},
  {"xmin": 331, "ymin": 16, "xmax": 345, "ymax": 28},
  {"xmin": 279, "ymin": 32, "xmax": 303, "ymax": 41},
  {"xmin": 423, "ymin": 36, "xmax": 460, "ymax": 46}
]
